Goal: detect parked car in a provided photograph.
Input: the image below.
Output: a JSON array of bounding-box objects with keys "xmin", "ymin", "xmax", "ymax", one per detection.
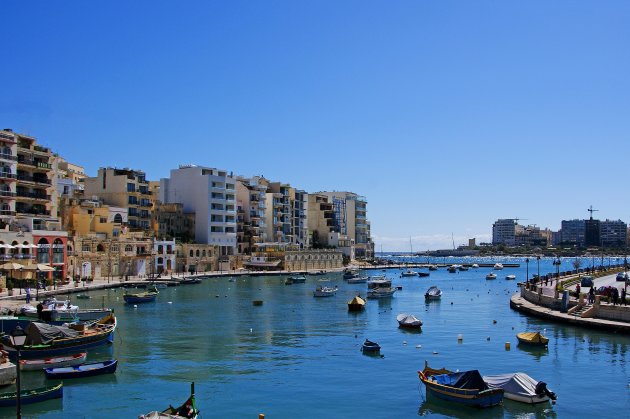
[
  {"xmin": 616, "ymin": 272, "xmax": 629, "ymax": 281},
  {"xmin": 596, "ymin": 286, "xmax": 617, "ymax": 297},
  {"xmin": 580, "ymin": 276, "xmax": 594, "ymax": 287}
]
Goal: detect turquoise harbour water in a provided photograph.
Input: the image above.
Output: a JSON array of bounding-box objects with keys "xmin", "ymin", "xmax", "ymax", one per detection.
[{"xmin": 3, "ymin": 257, "xmax": 630, "ymax": 418}]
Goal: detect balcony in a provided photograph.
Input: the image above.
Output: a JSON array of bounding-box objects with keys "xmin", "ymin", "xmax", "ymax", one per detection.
[
  {"xmin": 0, "ymin": 133, "xmax": 16, "ymax": 144},
  {"xmin": 16, "ymin": 174, "xmax": 51, "ymax": 185},
  {"xmin": 16, "ymin": 191, "xmax": 50, "ymax": 201},
  {"xmin": 0, "ymin": 190, "xmax": 15, "ymax": 197},
  {"xmin": 16, "ymin": 208, "xmax": 50, "ymax": 216},
  {"xmin": 0, "ymin": 153, "xmax": 17, "ymax": 162},
  {"xmin": 0, "ymin": 210, "xmax": 16, "ymax": 216},
  {"xmin": 0, "ymin": 172, "xmax": 17, "ymax": 181}
]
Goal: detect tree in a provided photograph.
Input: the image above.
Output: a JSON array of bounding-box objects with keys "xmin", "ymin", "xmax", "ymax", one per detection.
[{"xmin": 572, "ymin": 257, "xmax": 582, "ymax": 276}]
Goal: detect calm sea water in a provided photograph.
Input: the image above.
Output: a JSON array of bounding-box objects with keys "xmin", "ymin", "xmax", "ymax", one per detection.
[{"xmin": 4, "ymin": 257, "xmax": 630, "ymax": 418}]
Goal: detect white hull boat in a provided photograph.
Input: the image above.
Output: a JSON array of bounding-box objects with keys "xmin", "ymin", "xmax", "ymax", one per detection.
[
  {"xmin": 483, "ymin": 372, "xmax": 556, "ymax": 404},
  {"xmin": 486, "ymin": 272, "xmax": 497, "ymax": 280},
  {"xmin": 20, "ymin": 352, "xmax": 88, "ymax": 371},
  {"xmin": 346, "ymin": 276, "xmax": 368, "ymax": 284},
  {"xmin": 396, "ymin": 313, "xmax": 422, "ymax": 329},
  {"xmin": 313, "ymin": 286, "xmax": 337, "ymax": 297},
  {"xmin": 425, "ymin": 285, "xmax": 442, "ymax": 300},
  {"xmin": 506, "ymin": 274, "xmax": 516, "ymax": 280}
]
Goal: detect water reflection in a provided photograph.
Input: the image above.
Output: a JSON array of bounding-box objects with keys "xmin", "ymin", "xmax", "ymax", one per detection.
[
  {"xmin": 418, "ymin": 395, "xmax": 504, "ymax": 418},
  {"xmin": 517, "ymin": 343, "xmax": 549, "ymax": 361}
]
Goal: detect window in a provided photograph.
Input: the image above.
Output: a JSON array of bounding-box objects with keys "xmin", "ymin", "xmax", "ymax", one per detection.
[
  {"xmin": 125, "ymin": 245, "xmax": 133, "ymax": 252},
  {"xmin": 128, "ymin": 196, "xmax": 138, "ymax": 205},
  {"xmin": 127, "ymin": 183, "xmax": 136, "ymax": 192},
  {"xmin": 82, "ymin": 244, "xmax": 91, "ymax": 252},
  {"xmin": 100, "ymin": 217, "xmax": 107, "ymax": 223}
]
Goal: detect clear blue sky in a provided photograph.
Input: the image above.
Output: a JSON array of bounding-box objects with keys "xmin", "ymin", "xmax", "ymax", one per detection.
[{"xmin": 2, "ymin": 1, "xmax": 629, "ymax": 251}]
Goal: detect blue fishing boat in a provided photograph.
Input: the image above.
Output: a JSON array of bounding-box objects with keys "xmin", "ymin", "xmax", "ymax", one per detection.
[
  {"xmin": 124, "ymin": 289, "xmax": 158, "ymax": 303},
  {"xmin": 45, "ymin": 359, "xmax": 117, "ymax": 379},
  {"xmin": 418, "ymin": 361, "xmax": 503, "ymax": 408},
  {"xmin": 1, "ymin": 314, "xmax": 117, "ymax": 359},
  {"xmin": 361, "ymin": 339, "xmax": 381, "ymax": 353},
  {"xmin": 0, "ymin": 383, "xmax": 63, "ymax": 407}
]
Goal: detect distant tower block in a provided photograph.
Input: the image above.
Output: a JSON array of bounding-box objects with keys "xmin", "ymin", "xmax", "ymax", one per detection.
[{"xmin": 468, "ymin": 238, "xmax": 476, "ymax": 248}]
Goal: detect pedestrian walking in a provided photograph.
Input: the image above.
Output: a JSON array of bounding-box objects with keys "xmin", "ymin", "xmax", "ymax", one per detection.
[
  {"xmin": 612, "ymin": 288, "xmax": 619, "ymax": 305},
  {"xmin": 576, "ymin": 283, "xmax": 581, "ymax": 299},
  {"xmin": 622, "ymin": 288, "xmax": 627, "ymax": 306},
  {"xmin": 25, "ymin": 286, "xmax": 31, "ymax": 304},
  {"xmin": 588, "ymin": 286, "xmax": 595, "ymax": 304}
]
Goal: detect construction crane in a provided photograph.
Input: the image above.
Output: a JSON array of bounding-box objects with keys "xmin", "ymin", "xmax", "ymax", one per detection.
[{"xmin": 587, "ymin": 205, "xmax": 599, "ymax": 220}]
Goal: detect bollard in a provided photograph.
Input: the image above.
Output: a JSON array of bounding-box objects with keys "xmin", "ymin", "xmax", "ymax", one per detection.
[
  {"xmin": 259, "ymin": 415, "xmax": 265, "ymax": 419},
  {"xmin": 505, "ymin": 342, "xmax": 510, "ymax": 350}
]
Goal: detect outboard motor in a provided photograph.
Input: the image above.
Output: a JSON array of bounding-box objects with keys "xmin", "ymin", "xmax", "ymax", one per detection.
[{"xmin": 535, "ymin": 381, "xmax": 557, "ymax": 401}]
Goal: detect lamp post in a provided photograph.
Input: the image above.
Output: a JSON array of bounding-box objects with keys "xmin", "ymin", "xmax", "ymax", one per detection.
[
  {"xmin": 553, "ymin": 256, "xmax": 561, "ymax": 280},
  {"xmin": 10, "ymin": 326, "xmax": 27, "ymax": 419},
  {"xmin": 536, "ymin": 255, "xmax": 540, "ymax": 283},
  {"xmin": 525, "ymin": 258, "xmax": 529, "ymax": 284}
]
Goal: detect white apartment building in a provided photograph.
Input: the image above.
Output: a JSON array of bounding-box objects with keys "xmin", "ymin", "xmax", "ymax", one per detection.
[
  {"xmin": 492, "ymin": 219, "xmax": 517, "ymax": 246},
  {"xmin": 159, "ymin": 165, "xmax": 236, "ymax": 256},
  {"xmin": 318, "ymin": 191, "xmax": 371, "ymax": 259}
]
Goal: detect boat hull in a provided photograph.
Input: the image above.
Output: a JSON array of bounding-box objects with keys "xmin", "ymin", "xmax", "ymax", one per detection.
[
  {"xmin": 124, "ymin": 293, "xmax": 157, "ymax": 303},
  {"xmin": 423, "ymin": 381, "xmax": 503, "ymax": 407},
  {"xmin": 0, "ymin": 383, "xmax": 63, "ymax": 407},
  {"xmin": 20, "ymin": 352, "xmax": 88, "ymax": 371},
  {"xmin": 45, "ymin": 359, "xmax": 117, "ymax": 379},
  {"xmin": 348, "ymin": 303, "xmax": 365, "ymax": 312},
  {"xmin": 504, "ymin": 392, "xmax": 550, "ymax": 404}
]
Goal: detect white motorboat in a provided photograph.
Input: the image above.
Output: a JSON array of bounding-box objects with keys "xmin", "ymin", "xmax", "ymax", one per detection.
[
  {"xmin": 486, "ymin": 272, "xmax": 497, "ymax": 280},
  {"xmin": 367, "ymin": 277, "xmax": 396, "ymax": 298},
  {"xmin": 346, "ymin": 276, "xmax": 368, "ymax": 284},
  {"xmin": 313, "ymin": 286, "xmax": 337, "ymax": 297},
  {"xmin": 471, "ymin": 263, "xmax": 479, "ymax": 268},
  {"xmin": 343, "ymin": 269, "xmax": 360, "ymax": 280},
  {"xmin": 425, "ymin": 285, "xmax": 442, "ymax": 300},
  {"xmin": 396, "ymin": 313, "xmax": 422, "ymax": 329},
  {"xmin": 458, "ymin": 265, "xmax": 469, "ymax": 271},
  {"xmin": 447, "ymin": 265, "xmax": 458, "ymax": 273},
  {"xmin": 493, "ymin": 263, "xmax": 504, "ymax": 270},
  {"xmin": 20, "ymin": 352, "xmax": 87, "ymax": 371},
  {"xmin": 506, "ymin": 274, "xmax": 516, "ymax": 280},
  {"xmin": 401, "ymin": 269, "xmax": 417, "ymax": 277},
  {"xmin": 483, "ymin": 373, "xmax": 557, "ymax": 404},
  {"xmin": 428, "ymin": 265, "xmax": 438, "ymax": 271}
]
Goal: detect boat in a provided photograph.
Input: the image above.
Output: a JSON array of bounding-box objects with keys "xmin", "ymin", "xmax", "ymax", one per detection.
[
  {"xmin": 425, "ymin": 285, "xmax": 442, "ymax": 300},
  {"xmin": 505, "ymin": 274, "xmax": 516, "ymax": 280},
  {"xmin": 418, "ymin": 272, "xmax": 430, "ymax": 277},
  {"xmin": 124, "ymin": 288, "xmax": 158, "ymax": 304},
  {"xmin": 48, "ymin": 307, "xmax": 113, "ymax": 323},
  {"xmin": 20, "ymin": 352, "xmax": 87, "ymax": 371},
  {"xmin": 401, "ymin": 269, "xmax": 417, "ymax": 277},
  {"xmin": 361, "ymin": 339, "xmax": 380, "ymax": 353},
  {"xmin": 75, "ymin": 294, "xmax": 91, "ymax": 299},
  {"xmin": 346, "ymin": 276, "xmax": 368, "ymax": 284},
  {"xmin": 472, "ymin": 264, "xmax": 479, "ymax": 268},
  {"xmin": 483, "ymin": 373, "xmax": 557, "ymax": 404},
  {"xmin": 179, "ymin": 277, "xmax": 202, "ymax": 285},
  {"xmin": 1, "ymin": 314, "xmax": 117, "ymax": 359},
  {"xmin": 288, "ymin": 275, "xmax": 306, "ymax": 283},
  {"xmin": 418, "ymin": 361, "xmax": 504, "ymax": 408},
  {"xmin": 428, "ymin": 265, "xmax": 438, "ymax": 271},
  {"xmin": 493, "ymin": 263, "xmax": 504, "ymax": 270},
  {"xmin": 447, "ymin": 265, "xmax": 458, "ymax": 273},
  {"xmin": 342, "ymin": 269, "xmax": 360, "ymax": 280},
  {"xmin": 20, "ymin": 298, "xmax": 79, "ymax": 317},
  {"xmin": 313, "ymin": 286, "xmax": 337, "ymax": 297},
  {"xmin": 396, "ymin": 313, "xmax": 422, "ymax": 329},
  {"xmin": 516, "ymin": 332, "xmax": 549, "ymax": 346},
  {"xmin": 307, "ymin": 270, "xmax": 326, "ymax": 276},
  {"xmin": 367, "ymin": 277, "xmax": 396, "ymax": 299},
  {"xmin": 0, "ymin": 383, "xmax": 63, "ymax": 407},
  {"xmin": 486, "ymin": 272, "xmax": 497, "ymax": 280},
  {"xmin": 44, "ymin": 359, "xmax": 117, "ymax": 379},
  {"xmin": 139, "ymin": 382, "xmax": 199, "ymax": 419},
  {"xmin": 458, "ymin": 265, "xmax": 469, "ymax": 271},
  {"xmin": 347, "ymin": 295, "xmax": 366, "ymax": 312}
]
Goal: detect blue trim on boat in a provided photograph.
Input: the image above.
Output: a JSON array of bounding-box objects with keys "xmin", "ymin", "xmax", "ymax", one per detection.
[
  {"xmin": 45, "ymin": 359, "xmax": 117, "ymax": 379},
  {"xmin": 0, "ymin": 383, "xmax": 63, "ymax": 407}
]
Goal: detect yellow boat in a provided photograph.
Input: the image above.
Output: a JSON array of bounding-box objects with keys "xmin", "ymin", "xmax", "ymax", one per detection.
[
  {"xmin": 517, "ymin": 332, "xmax": 549, "ymax": 345},
  {"xmin": 347, "ymin": 295, "xmax": 366, "ymax": 312}
]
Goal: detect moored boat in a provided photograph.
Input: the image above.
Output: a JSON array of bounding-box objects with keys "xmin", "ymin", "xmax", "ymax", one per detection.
[
  {"xmin": 428, "ymin": 265, "xmax": 438, "ymax": 271},
  {"xmin": 0, "ymin": 349, "xmax": 16, "ymax": 385},
  {"xmin": 139, "ymin": 382, "xmax": 199, "ymax": 419},
  {"xmin": 396, "ymin": 313, "xmax": 422, "ymax": 329},
  {"xmin": 516, "ymin": 332, "xmax": 549, "ymax": 346},
  {"xmin": 458, "ymin": 265, "xmax": 469, "ymax": 271},
  {"xmin": 425, "ymin": 285, "xmax": 442, "ymax": 300},
  {"xmin": 447, "ymin": 265, "xmax": 458, "ymax": 273},
  {"xmin": 486, "ymin": 272, "xmax": 497, "ymax": 280},
  {"xmin": 418, "ymin": 361, "xmax": 503, "ymax": 408},
  {"xmin": 401, "ymin": 269, "xmax": 417, "ymax": 277},
  {"xmin": 0, "ymin": 383, "xmax": 63, "ymax": 407},
  {"xmin": 418, "ymin": 272, "xmax": 430, "ymax": 277},
  {"xmin": 45, "ymin": 359, "xmax": 117, "ymax": 379},
  {"xmin": 505, "ymin": 274, "xmax": 516, "ymax": 280},
  {"xmin": 124, "ymin": 289, "xmax": 158, "ymax": 304},
  {"xmin": 179, "ymin": 277, "xmax": 202, "ymax": 285},
  {"xmin": 361, "ymin": 339, "xmax": 380, "ymax": 353},
  {"xmin": 342, "ymin": 268, "xmax": 360, "ymax": 280},
  {"xmin": 493, "ymin": 263, "xmax": 504, "ymax": 270},
  {"xmin": 483, "ymin": 372, "xmax": 557, "ymax": 404},
  {"xmin": 20, "ymin": 352, "xmax": 87, "ymax": 371},
  {"xmin": 2, "ymin": 314, "xmax": 117, "ymax": 359},
  {"xmin": 346, "ymin": 275, "xmax": 368, "ymax": 284},
  {"xmin": 289, "ymin": 275, "xmax": 306, "ymax": 283},
  {"xmin": 313, "ymin": 286, "xmax": 337, "ymax": 297},
  {"xmin": 347, "ymin": 295, "xmax": 366, "ymax": 312},
  {"xmin": 472, "ymin": 263, "xmax": 479, "ymax": 268}
]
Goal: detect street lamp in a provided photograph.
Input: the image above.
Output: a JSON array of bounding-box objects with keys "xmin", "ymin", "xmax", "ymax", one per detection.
[
  {"xmin": 525, "ymin": 258, "xmax": 529, "ymax": 284},
  {"xmin": 553, "ymin": 256, "xmax": 561, "ymax": 280},
  {"xmin": 10, "ymin": 326, "xmax": 27, "ymax": 419},
  {"xmin": 536, "ymin": 255, "xmax": 540, "ymax": 283}
]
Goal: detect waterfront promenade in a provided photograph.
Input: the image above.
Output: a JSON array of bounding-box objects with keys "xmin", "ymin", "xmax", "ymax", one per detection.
[{"xmin": 510, "ymin": 270, "xmax": 630, "ymax": 333}]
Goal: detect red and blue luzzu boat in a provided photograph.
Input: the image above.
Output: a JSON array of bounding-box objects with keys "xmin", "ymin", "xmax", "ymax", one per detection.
[{"xmin": 418, "ymin": 361, "xmax": 504, "ymax": 408}]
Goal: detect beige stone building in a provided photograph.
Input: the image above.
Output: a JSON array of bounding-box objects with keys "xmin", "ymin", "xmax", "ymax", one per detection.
[
  {"xmin": 83, "ymin": 167, "xmax": 153, "ymax": 232},
  {"xmin": 236, "ymin": 176, "xmax": 269, "ymax": 254},
  {"xmin": 284, "ymin": 249, "xmax": 343, "ymax": 271},
  {"xmin": 152, "ymin": 202, "xmax": 195, "ymax": 242}
]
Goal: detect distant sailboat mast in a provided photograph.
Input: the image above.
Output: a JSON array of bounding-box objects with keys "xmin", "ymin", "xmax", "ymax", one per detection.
[{"xmin": 452, "ymin": 233, "xmax": 455, "ymax": 250}]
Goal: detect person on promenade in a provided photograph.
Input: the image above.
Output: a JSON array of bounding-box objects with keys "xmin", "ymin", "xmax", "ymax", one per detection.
[
  {"xmin": 622, "ymin": 288, "xmax": 627, "ymax": 306},
  {"xmin": 25, "ymin": 286, "xmax": 31, "ymax": 304},
  {"xmin": 612, "ymin": 288, "xmax": 619, "ymax": 305},
  {"xmin": 575, "ymin": 283, "xmax": 580, "ymax": 300},
  {"xmin": 588, "ymin": 287, "xmax": 595, "ymax": 304},
  {"xmin": 36, "ymin": 301, "xmax": 43, "ymax": 319}
]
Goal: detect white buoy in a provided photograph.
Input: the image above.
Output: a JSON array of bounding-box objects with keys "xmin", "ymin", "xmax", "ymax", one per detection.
[
  {"xmin": 250, "ymin": 328, "xmax": 253, "ymax": 333},
  {"xmin": 432, "ymin": 351, "xmax": 438, "ymax": 354},
  {"xmin": 457, "ymin": 334, "xmax": 463, "ymax": 342},
  {"xmin": 416, "ymin": 345, "xmax": 422, "ymax": 349},
  {"xmin": 133, "ymin": 305, "xmax": 138, "ymax": 308},
  {"xmin": 168, "ymin": 301, "xmax": 172, "ymax": 304}
]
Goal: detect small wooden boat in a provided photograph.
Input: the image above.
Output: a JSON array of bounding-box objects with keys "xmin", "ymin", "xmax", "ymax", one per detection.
[
  {"xmin": 447, "ymin": 265, "xmax": 458, "ymax": 273},
  {"xmin": 139, "ymin": 382, "xmax": 199, "ymax": 419},
  {"xmin": 347, "ymin": 295, "xmax": 366, "ymax": 312},
  {"xmin": 486, "ymin": 272, "xmax": 497, "ymax": 280},
  {"xmin": 483, "ymin": 372, "xmax": 557, "ymax": 404},
  {"xmin": 397, "ymin": 313, "xmax": 422, "ymax": 329},
  {"xmin": 361, "ymin": 339, "xmax": 380, "ymax": 353},
  {"xmin": 428, "ymin": 265, "xmax": 438, "ymax": 271},
  {"xmin": 342, "ymin": 269, "xmax": 360, "ymax": 280},
  {"xmin": 425, "ymin": 285, "xmax": 442, "ymax": 300},
  {"xmin": 505, "ymin": 274, "xmax": 516, "ymax": 280},
  {"xmin": 401, "ymin": 269, "xmax": 417, "ymax": 277},
  {"xmin": 75, "ymin": 294, "xmax": 91, "ymax": 299},
  {"xmin": 124, "ymin": 290, "xmax": 158, "ymax": 304},
  {"xmin": 289, "ymin": 275, "xmax": 306, "ymax": 283},
  {"xmin": 313, "ymin": 286, "xmax": 337, "ymax": 297},
  {"xmin": 20, "ymin": 352, "xmax": 87, "ymax": 371},
  {"xmin": 458, "ymin": 265, "xmax": 469, "ymax": 271},
  {"xmin": 472, "ymin": 264, "xmax": 479, "ymax": 268},
  {"xmin": 0, "ymin": 383, "xmax": 63, "ymax": 407},
  {"xmin": 346, "ymin": 275, "xmax": 368, "ymax": 284},
  {"xmin": 418, "ymin": 361, "xmax": 503, "ymax": 408},
  {"xmin": 179, "ymin": 277, "xmax": 202, "ymax": 285},
  {"xmin": 367, "ymin": 287, "xmax": 396, "ymax": 299},
  {"xmin": 516, "ymin": 332, "xmax": 549, "ymax": 346},
  {"xmin": 44, "ymin": 359, "xmax": 118, "ymax": 379},
  {"xmin": 418, "ymin": 272, "xmax": 430, "ymax": 277}
]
